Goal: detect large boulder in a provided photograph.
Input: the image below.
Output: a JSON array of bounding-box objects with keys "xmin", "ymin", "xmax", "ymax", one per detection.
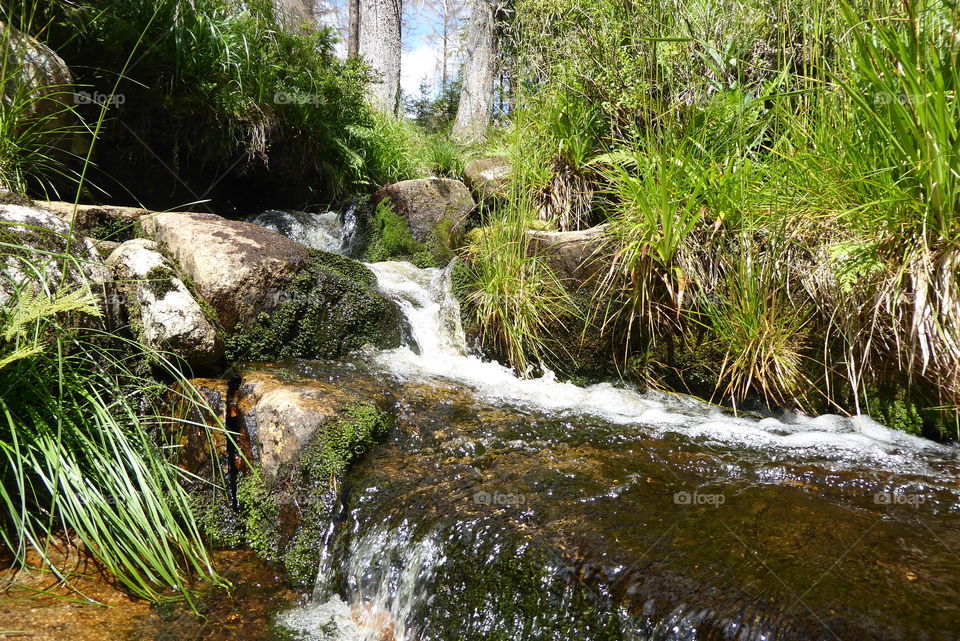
[
  {"xmin": 0, "ymin": 205, "xmax": 113, "ymax": 317},
  {"xmin": 463, "ymin": 156, "xmax": 510, "ymax": 202},
  {"xmin": 106, "ymin": 239, "xmax": 222, "ymax": 366},
  {"xmin": 373, "ymin": 178, "xmax": 475, "ymax": 244},
  {"xmin": 1, "ymin": 24, "xmax": 80, "ymax": 178},
  {"xmin": 140, "ymin": 211, "xmax": 310, "ymax": 332},
  {"xmin": 526, "ymin": 224, "xmax": 611, "ymax": 285}
]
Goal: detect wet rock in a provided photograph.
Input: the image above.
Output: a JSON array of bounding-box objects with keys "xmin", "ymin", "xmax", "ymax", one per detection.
[
  {"xmin": 165, "ymin": 378, "xmax": 232, "ymax": 482},
  {"xmin": 0, "ymin": 205, "xmax": 113, "ymax": 317},
  {"xmin": 464, "ymin": 156, "xmax": 510, "ymax": 202},
  {"xmin": 373, "ymin": 178, "xmax": 474, "ymax": 244},
  {"xmin": 106, "ymin": 238, "xmax": 222, "ymax": 366},
  {"xmin": 223, "ymin": 250, "xmax": 403, "ymax": 362},
  {"xmin": 526, "ymin": 224, "xmax": 611, "ymax": 285},
  {"xmin": 234, "ymin": 367, "xmax": 393, "ymax": 585},
  {"xmin": 236, "ymin": 369, "xmax": 382, "ymax": 478},
  {"xmin": 140, "ymin": 211, "xmax": 310, "ymax": 332}
]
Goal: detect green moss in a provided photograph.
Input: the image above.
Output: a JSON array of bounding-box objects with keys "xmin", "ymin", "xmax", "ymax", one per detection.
[
  {"xmin": 191, "ymin": 488, "xmax": 245, "ymax": 549},
  {"xmin": 237, "ymin": 467, "xmax": 281, "ymax": 560},
  {"xmin": 143, "ymin": 265, "xmax": 179, "ymax": 299},
  {"xmin": 363, "ymin": 197, "xmax": 423, "ymax": 262},
  {"xmin": 85, "ymin": 212, "xmax": 137, "ymax": 242},
  {"xmin": 224, "ymin": 251, "xmax": 401, "ymax": 361},
  {"xmin": 361, "ymin": 198, "xmax": 458, "ymax": 268}
]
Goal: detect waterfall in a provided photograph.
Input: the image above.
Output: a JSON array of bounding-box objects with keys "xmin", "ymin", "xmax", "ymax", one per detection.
[
  {"xmin": 248, "ymin": 210, "xmax": 346, "ymax": 254},
  {"xmin": 258, "ymin": 207, "xmax": 960, "ymax": 641}
]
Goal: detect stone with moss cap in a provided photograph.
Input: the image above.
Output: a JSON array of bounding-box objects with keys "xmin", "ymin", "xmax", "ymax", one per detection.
[
  {"xmin": 223, "ymin": 249, "xmax": 402, "ymax": 361},
  {"xmin": 373, "ymin": 177, "xmax": 474, "ymax": 245},
  {"xmin": 233, "ymin": 366, "xmax": 393, "ymax": 585}
]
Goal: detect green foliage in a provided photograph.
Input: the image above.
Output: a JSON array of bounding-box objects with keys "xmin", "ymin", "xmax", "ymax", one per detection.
[
  {"xmin": 406, "ymin": 77, "xmax": 462, "ymax": 134},
  {"xmin": 224, "ymin": 250, "xmax": 402, "ymax": 361},
  {"xmin": 475, "ymin": 0, "xmax": 960, "ymax": 423},
  {"xmin": 347, "ymin": 113, "xmax": 426, "ymax": 189},
  {"xmin": 460, "ymin": 202, "xmax": 579, "ymax": 375},
  {"xmin": 0, "ymin": 239, "xmax": 223, "ymax": 603},
  {"xmin": 699, "ymin": 240, "xmax": 812, "ymax": 407},
  {"xmin": 6, "ymin": 0, "xmax": 418, "ymax": 205},
  {"xmin": 423, "ymin": 136, "xmax": 465, "ymax": 179}
]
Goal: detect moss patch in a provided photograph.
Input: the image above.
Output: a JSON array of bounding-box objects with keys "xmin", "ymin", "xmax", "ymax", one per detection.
[
  {"xmin": 143, "ymin": 264, "xmax": 180, "ymax": 299},
  {"xmin": 224, "ymin": 250, "xmax": 402, "ymax": 361}
]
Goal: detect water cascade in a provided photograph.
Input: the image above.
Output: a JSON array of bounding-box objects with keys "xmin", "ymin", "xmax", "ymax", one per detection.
[{"xmin": 247, "ymin": 210, "xmax": 960, "ymax": 641}]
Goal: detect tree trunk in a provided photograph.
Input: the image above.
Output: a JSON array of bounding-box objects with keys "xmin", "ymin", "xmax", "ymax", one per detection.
[
  {"xmin": 450, "ymin": 0, "xmax": 496, "ymax": 143},
  {"xmin": 348, "ymin": 0, "xmax": 360, "ymax": 58},
  {"xmin": 359, "ymin": 0, "xmax": 402, "ymax": 115}
]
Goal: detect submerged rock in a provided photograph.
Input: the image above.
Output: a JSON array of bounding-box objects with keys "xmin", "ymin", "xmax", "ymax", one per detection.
[
  {"xmin": 373, "ymin": 178, "xmax": 474, "ymax": 244},
  {"xmin": 106, "ymin": 238, "xmax": 223, "ymax": 366},
  {"xmin": 464, "ymin": 156, "xmax": 510, "ymax": 202},
  {"xmin": 140, "ymin": 211, "xmax": 310, "ymax": 332}
]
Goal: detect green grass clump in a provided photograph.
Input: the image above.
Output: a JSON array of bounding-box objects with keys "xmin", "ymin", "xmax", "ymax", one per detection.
[
  {"xmin": 460, "ymin": 198, "xmax": 579, "ymax": 376},
  {"xmin": 460, "ymin": 0, "xmax": 960, "ymax": 427},
  {"xmin": 0, "ymin": 232, "xmax": 223, "ymax": 603}
]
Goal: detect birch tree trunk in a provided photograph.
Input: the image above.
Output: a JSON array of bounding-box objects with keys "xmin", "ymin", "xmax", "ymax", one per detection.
[
  {"xmin": 348, "ymin": 0, "xmax": 360, "ymax": 58},
  {"xmin": 450, "ymin": 0, "xmax": 496, "ymax": 143},
  {"xmin": 359, "ymin": 0, "xmax": 403, "ymax": 115}
]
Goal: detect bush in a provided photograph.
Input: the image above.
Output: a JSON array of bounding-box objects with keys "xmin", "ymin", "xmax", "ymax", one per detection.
[{"xmin": 4, "ymin": 0, "xmax": 414, "ymax": 209}]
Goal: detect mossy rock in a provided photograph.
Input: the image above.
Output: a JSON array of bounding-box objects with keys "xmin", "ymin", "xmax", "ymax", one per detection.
[
  {"xmin": 361, "ymin": 198, "xmax": 459, "ymax": 268},
  {"xmin": 236, "ymin": 402, "xmax": 393, "ymax": 586},
  {"xmin": 224, "ymin": 250, "xmax": 403, "ymax": 361}
]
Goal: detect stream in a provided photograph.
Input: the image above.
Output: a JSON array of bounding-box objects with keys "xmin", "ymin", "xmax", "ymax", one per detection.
[{"xmin": 249, "ymin": 209, "xmax": 960, "ymax": 641}]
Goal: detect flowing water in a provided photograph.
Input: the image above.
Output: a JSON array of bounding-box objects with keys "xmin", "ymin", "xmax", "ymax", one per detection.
[{"xmin": 248, "ymin": 211, "xmax": 960, "ymax": 641}]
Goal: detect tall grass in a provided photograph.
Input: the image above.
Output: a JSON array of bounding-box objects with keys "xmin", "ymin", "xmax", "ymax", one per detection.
[
  {"xmin": 469, "ymin": 0, "xmax": 960, "ymax": 429},
  {"xmin": 460, "ymin": 198, "xmax": 578, "ymax": 375},
  {"xmin": 0, "ymin": 233, "xmax": 223, "ymax": 602}
]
